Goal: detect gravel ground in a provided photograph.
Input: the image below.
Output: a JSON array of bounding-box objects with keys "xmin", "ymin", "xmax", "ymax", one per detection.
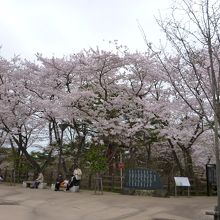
[{"xmin": 0, "ymin": 184, "xmax": 217, "ymax": 220}]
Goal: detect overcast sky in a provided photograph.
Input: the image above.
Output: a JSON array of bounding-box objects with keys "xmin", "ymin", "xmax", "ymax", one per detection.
[{"xmin": 0, "ymin": 0, "xmax": 173, "ymax": 60}]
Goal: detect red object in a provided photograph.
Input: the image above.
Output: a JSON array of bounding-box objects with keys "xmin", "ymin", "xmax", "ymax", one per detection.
[{"xmin": 118, "ymin": 162, "xmax": 125, "ymax": 169}]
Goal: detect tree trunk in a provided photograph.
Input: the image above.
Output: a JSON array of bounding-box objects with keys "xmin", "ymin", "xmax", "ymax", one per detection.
[
  {"xmin": 12, "ymin": 135, "xmax": 41, "ymax": 173},
  {"xmin": 168, "ymin": 139, "xmax": 184, "ymax": 176},
  {"xmin": 183, "ymin": 149, "xmax": 194, "ymax": 178},
  {"xmin": 106, "ymin": 142, "xmax": 116, "ymax": 175}
]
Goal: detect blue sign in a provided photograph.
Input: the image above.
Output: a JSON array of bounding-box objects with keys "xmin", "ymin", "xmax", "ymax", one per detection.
[{"xmin": 124, "ymin": 168, "xmax": 162, "ymax": 190}]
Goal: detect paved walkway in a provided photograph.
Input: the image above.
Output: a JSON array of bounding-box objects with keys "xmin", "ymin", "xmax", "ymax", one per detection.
[{"xmin": 0, "ymin": 184, "xmax": 216, "ymax": 220}]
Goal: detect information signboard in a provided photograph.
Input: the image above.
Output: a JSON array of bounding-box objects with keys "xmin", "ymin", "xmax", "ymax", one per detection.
[
  {"xmin": 174, "ymin": 177, "xmax": 190, "ymax": 187},
  {"xmin": 174, "ymin": 177, "xmax": 190, "ymax": 196},
  {"xmin": 124, "ymin": 168, "xmax": 162, "ymax": 190},
  {"xmin": 118, "ymin": 162, "xmax": 125, "ymax": 169}
]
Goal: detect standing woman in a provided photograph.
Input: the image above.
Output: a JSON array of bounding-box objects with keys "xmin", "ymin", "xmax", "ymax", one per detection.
[
  {"xmin": 66, "ymin": 164, "xmax": 82, "ymax": 191},
  {"xmin": 73, "ymin": 164, "xmax": 82, "ymax": 186}
]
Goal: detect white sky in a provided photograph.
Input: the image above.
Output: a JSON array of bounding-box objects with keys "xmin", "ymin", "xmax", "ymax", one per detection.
[{"xmin": 0, "ymin": 0, "xmax": 173, "ymax": 60}]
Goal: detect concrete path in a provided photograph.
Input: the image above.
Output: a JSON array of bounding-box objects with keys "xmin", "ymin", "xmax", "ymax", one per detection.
[{"xmin": 0, "ymin": 184, "xmax": 216, "ymax": 220}]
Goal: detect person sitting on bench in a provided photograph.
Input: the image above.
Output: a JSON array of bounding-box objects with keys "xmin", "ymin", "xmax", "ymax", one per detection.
[
  {"xmin": 0, "ymin": 175, "xmax": 3, "ymax": 182},
  {"xmin": 55, "ymin": 174, "xmax": 64, "ymax": 191},
  {"xmin": 32, "ymin": 172, "xmax": 44, "ymax": 189},
  {"xmin": 66, "ymin": 174, "xmax": 77, "ymax": 191}
]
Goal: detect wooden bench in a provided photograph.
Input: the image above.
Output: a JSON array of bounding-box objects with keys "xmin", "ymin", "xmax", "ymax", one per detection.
[
  {"xmin": 51, "ymin": 182, "xmax": 66, "ymax": 191},
  {"xmin": 22, "ymin": 181, "xmax": 34, "ymax": 188},
  {"xmin": 22, "ymin": 181, "xmax": 47, "ymax": 189},
  {"xmin": 71, "ymin": 185, "xmax": 79, "ymax": 192},
  {"xmin": 38, "ymin": 182, "xmax": 47, "ymax": 189},
  {"xmin": 51, "ymin": 183, "xmax": 79, "ymax": 192}
]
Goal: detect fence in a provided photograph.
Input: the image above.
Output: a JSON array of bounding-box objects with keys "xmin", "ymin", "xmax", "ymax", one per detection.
[
  {"xmin": 0, "ymin": 169, "xmax": 208, "ymax": 196},
  {"xmin": 80, "ymin": 175, "xmax": 123, "ymax": 192}
]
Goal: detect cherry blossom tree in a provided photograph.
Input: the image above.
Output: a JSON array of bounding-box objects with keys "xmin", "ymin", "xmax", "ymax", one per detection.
[
  {"xmin": 144, "ymin": 0, "xmax": 220, "ymax": 215},
  {"xmin": 0, "ymin": 56, "xmax": 54, "ymax": 176},
  {"xmin": 35, "ymin": 47, "xmax": 210, "ymax": 177},
  {"xmin": 0, "ymin": 41, "xmax": 213, "ymax": 187}
]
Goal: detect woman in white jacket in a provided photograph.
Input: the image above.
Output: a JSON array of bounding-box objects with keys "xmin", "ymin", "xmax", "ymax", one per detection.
[
  {"xmin": 66, "ymin": 165, "xmax": 82, "ymax": 191},
  {"xmin": 73, "ymin": 166, "xmax": 82, "ymax": 182}
]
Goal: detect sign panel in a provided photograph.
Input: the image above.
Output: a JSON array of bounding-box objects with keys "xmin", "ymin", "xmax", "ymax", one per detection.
[
  {"xmin": 118, "ymin": 162, "xmax": 125, "ymax": 169},
  {"xmin": 174, "ymin": 177, "xmax": 190, "ymax": 187},
  {"xmin": 124, "ymin": 168, "xmax": 162, "ymax": 190}
]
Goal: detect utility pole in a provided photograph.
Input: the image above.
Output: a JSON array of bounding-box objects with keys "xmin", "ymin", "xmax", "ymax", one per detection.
[
  {"xmin": 210, "ymin": 68, "xmax": 220, "ymax": 219},
  {"xmin": 213, "ymin": 106, "xmax": 220, "ymax": 219}
]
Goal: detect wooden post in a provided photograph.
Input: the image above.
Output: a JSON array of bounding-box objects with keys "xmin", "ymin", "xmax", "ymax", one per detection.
[
  {"xmin": 120, "ymin": 152, "xmax": 123, "ymax": 189},
  {"xmin": 94, "ymin": 173, "xmax": 103, "ymax": 195}
]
